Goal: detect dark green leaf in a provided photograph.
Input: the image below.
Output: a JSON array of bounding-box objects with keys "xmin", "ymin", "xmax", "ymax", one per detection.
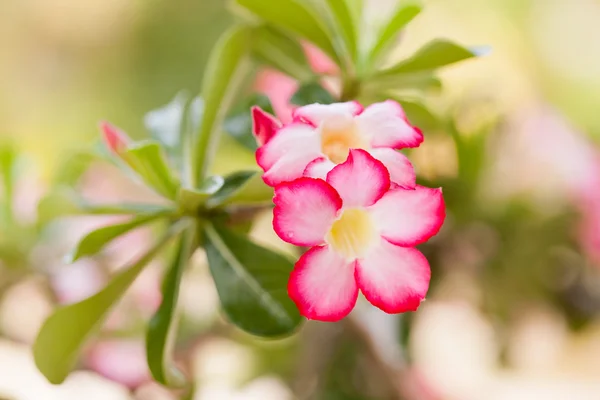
[
  {"xmin": 235, "ymin": 0, "xmax": 340, "ymax": 65},
  {"xmin": 325, "ymin": 0, "xmax": 358, "ymax": 61},
  {"xmin": 207, "ymin": 171, "xmax": 272, "ymax": 208},
  {"xmin": 291, "ymin": 82, "xmax": 336, "ymax": 106},
  {"xmin": 68, "ymin": 214, "xmax": 163, "ymax": 262},
  {"xmin": 368, "ymin": 0, "xmax": 422, "ymax": 65},
  {"xmin": 377, "ymin": 39, "xmax": 484, "ymax": 76},
  {"xmin": 178, "ymin": 176, "xmax": 225, "ymax": 214},
  {"xmin": 194, "ymin": 26, "xmax": 251, "ymax": 185},
  {"xmin": 203, "ymin": 222, "xmax": 302, "ymax": 337},
  {"xmin": 224, "ymin": 94, "xmax": 274, "ymax": 151},
  {"xmin": 125, "ymin": 140, "xmax": 180, "ymax": 199},
  {"xmin": 146, "ymin": 228, "xmax": 194, "ymax": 387},
  {"xmin": 251, "ymin": 26, "xmax": 313, "ymax": 81},
  {"xmin": 33, "ymin": 220, "xmax": 189, "ymax": 384}
]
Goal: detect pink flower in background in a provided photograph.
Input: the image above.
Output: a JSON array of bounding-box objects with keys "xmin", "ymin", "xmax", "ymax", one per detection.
[
  {"xmin": 273, "ymin": 149, "xmax": 444, "ymax": 321},
  {"xmin": 253, "ymin": 100, "xmax": 421, "ymax": 187},
  {"xmin": 86, "ymin": 339, "xmax": 150, "ymax": 388},
  {"xmin": 99, "ymin": 121, "xmax": 130, "ymax": 155}
]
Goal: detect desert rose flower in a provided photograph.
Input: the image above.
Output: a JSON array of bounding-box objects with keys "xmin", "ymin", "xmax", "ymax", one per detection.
[
  {"xmin": 253, "ymin": 100, "xmax": 421, "ymax": 188},
  {"xmin": 272, "ymin": 149, "xmax": 444, "ymax": 321}
]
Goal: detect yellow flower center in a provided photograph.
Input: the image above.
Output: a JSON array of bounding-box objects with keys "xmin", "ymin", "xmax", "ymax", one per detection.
[
  {"xmin": 320, "ymin": 119, "xmax": 367, "ymax": 164},
  {"xmin": 325, "ymin": 208, "xmax": 377, "ymax": 260}
]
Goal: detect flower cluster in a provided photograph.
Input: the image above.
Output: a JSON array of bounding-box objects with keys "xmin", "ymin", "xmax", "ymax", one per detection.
[{"xmin": 252, "ymin": 101, "xmax": 445, "ymax": 321}]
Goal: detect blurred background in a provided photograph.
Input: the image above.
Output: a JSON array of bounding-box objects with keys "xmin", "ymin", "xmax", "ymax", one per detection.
[{"xmin": 2, "ymin": 0, "xmax": 600, "ymax": 399}]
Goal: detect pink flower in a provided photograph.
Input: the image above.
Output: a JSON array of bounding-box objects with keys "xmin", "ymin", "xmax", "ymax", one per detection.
[
  {"xmin": 273, "ymin": 149, "xmax": 444, "ymax": 321},
  {"xmin": 99, "ymin": 121, "xmax": 130, "ymax": 155},
  {"xmin": 253, "ymin": 100, "xmax": 422, "ymax": 188}
]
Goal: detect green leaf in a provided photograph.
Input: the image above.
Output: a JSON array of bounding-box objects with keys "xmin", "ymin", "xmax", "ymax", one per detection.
[
  {"xmin": 377, "ymin": 39, "xmax": 483, "ymax": 76},
  {"xmin": 207, "ymin": 171, "xmax": 271, "ymax": 208},
  {"xmin": 366, "ymin": 72, "xmax": 442, "ymax": 94},
  {"xmin": 203, "ymin": 222, "xmax": 302, "ymax": 337},
  {"xmin": 224, "ymin": 94, "xmax": 274, "ymax": 151},
  {"xmin": 0, "ymin": 144, "xmax": 17, "ymax": 225},
  {"xmin": 368, "ymin": 0, "xmax": 422, "ymax": 65},
  {"xmin": 33, "ymin": 220, "xmax": 189, "ymax": 384},
  {"xmin": 291, "ymin": 82, "xmax": 336, "ymax": 106},
  {"xmin": 52, "ymin": 151, "xmax": 97, "ymax": 187},
  {"xmin": 125, "ymin": 140, "xmax": 180, "ymax": 199},
  {"xmin": 235, "ymin": 0, "xmax": 340, "ymax": 66},
  {"xmin": 325, "ymin": 0, "xmax": 358, "ymax": 62},
  {"xmin": 194, "ymin": 26, "xmax": 251, "ymax": 185},
  {"xmin": 395, "ymin": 98, "xmax": 440, "ymax": 131},
  {"xmin": 144, "ymin": 92, "xmax": 188, "ymax": 149},
  {"xmin": 146, "ymin": 228, "xmax": 194, "ymax": 387},
  {"xmin": 178, "ymin": 176, "xmax": 224, "ymax": 214},
  {"xmin": 68, "ymin": 214, "xmax": 163, "ymax": 262},
  {"xmin": 251, "ymin": 26, "xmax": 313, "ymax": 81}
]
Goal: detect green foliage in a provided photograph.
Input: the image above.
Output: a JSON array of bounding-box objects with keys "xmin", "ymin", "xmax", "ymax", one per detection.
[
  {"xmin": 207, "ymin": 171, "xmax": 271, "ymax": 208},
  {"xmin": 203, "ymin": 222, "xmax": 302, "ymax": 336},
  {"xmin": 33, "ymin": 221, "xmax": 188, "ymax": 384},
  {"xmin": 146, "ymin": 228, "xmax": 194, "ymax": 387},
  {"xmin": 325, "ymin": 0, "xmax": 358, "ymax": 62},
  {"xmin": 291, "ymin": 82, "xmax": 336, "ymax": 106},
  {"xmin": 125, "ymin": 140, "xmax": 180, "ymax": 199},
  {"xmin": 224, "ymin": 94, "xmax": 275, "ymax": 151}
]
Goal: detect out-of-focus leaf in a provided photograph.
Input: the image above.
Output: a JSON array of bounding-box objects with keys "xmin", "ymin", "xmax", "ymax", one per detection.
[
  {"xmin": 224, "ymin": 94, "xmax": 275, "ymax": 151},
  {"xmin": 0, "ymin": 144, "xmax": 17, "ymax": 225},
  {"xmin": 146, "ymin": 228, "xmax": 194, "ymax": 387},
  {"xmin": 377, "ymin": 39, "xmax": 486, "ymax": 77},
  {"xmin": 207, "ymin": 171, "xmax": 271, "ymax": 208},
  {"xmin": 291, "ymin": 82, "xmax": 336, "ymax": 106},
  {"xmin": 178, "ymin": 176, "xmax": 224, "ymax": 214},
  {"xmin": 125, "ymin": 140, "xmax": 180, "ymax": 199},
  {"xmin": 37, "ymin": 189, "xmax": 84, "ymax": 226},
  {"xmin": 235, "ymin": 0, "xmax": 341, "ymax": 65},
  {"xmin": 368, "ymin": 0, "xmax": 422, "ymax": 65},
  {"xmin": 203, "ymin": 222, "xmax": 302, "ymax": 336},
  {"xmin": 68, "ymin": 214, "xmax": 164, "ymax": 262},
  {"xmin": 144, "ymin": 92, "xmax": 188, "ymax": 149},
  {"xmin": 325, "ymin": 0, "xmax": 358, "ymax": 61},
  {"xmin": 194, "ymin": 26, "xmax": 251, "ymax": 185},
  {"xmin": 367, "ymin": 72, "xmax": 442, "ymax": 94},
  {"xmin": 52, "ymin": 151, "xmax": 97, "ymax": 187},
  {"xmin": 252, "ymin": 26, "xmax": 313, "ymax": 81},
  {"xmin": 394, "ymin": 98, "xmax": 440, "ymax": 132},
  {"xmin": 33, "ymin": 220, "xmax": 188, "ymax": 384}
]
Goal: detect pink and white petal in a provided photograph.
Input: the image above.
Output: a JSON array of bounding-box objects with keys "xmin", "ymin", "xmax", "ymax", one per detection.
[
  {"xmin": 303, "ymin": 157, "xmax": 336, "ymax": 180},
  {"xmin": 293, "ymin": 102, "xmax": 363, "ymax": 127},
  {"xmin": 252, "ymin": 106, "xmax": 282, "ymax": 146},
  {"xmin": 368, "ymin": 148, "xmax": 416, "ymax": 189},
  {"xmin": 326, "ymin": 149, "xmax": 390, "ymax": 207},
  {"xmin": 369, "ymin": 186, "xmax": 445, "ymax": 246},
  {"xmin": 273, "ymin": 178, "xmax": 342, "ymax": 246},
  {"xmin": 357, "ymin": 100, "xmax": 423, "ymax": 149},
  {"xmin": 256, "ymin": 124, "xmax": 321, "ymax": 186},
  {"xmin": 356, "ymin": 239, "xmax": 430, "ymax": 313},
  {"xmin": 288, "ymin": 245, "xmax": 358, "ymax": 321}
]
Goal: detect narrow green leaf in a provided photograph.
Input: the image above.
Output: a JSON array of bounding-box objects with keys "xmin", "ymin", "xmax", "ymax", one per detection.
[
  {"xmin": 235, "ymin": 0, "xmax": 341, "ymax": 65},
  {"xmin": 224, "ymin": 94, "xmax": 274, "ymax": 151},
  {"xmin": 146, "ymin": 228, "xmax": 194, "ymax": 387},
  {"xmin": 125, "ymin": 140, "xmax": 180, "ymax": 199},
  {"xmin": 178, "ymin": 176, "xmax": 224, "ymax": 214},
  {"xmin": 377, "ymin": 39, "xmax": 482, "ymax": 76},
  {"xmin": 291, "ymin": 82, "xmax": 336, "ymax": 106},
  {"xmin": 0, "ymin": 144, "xmax": 17, "ymax": 225},
  {"xmin": 194, "ymin": 26, "xmax": 251, "ymax": 185},
  {"xmin": 206, "ymin": 171, "xmax": 271, "ymax": 208},
  {"xmin": 203, "ymin": 222, "xmax": 302, "ymax": 337},
  {"xmin": 33, "ymin": 220, "xmax": 189, "ymax": 384},
  {"xmin": 251, "ymin": 26, "xmax": 313, "ymax": 81},
  {"xmin": 68, "ymin": 214, "xmax": 162, "ymax": 262},
  {"xmin": 325, "ymin": 0, "xmax": 358, "ymax": 62},
  {"xmin": 368, "ymin": 0, "xmax": 422, "ymax": 65}
]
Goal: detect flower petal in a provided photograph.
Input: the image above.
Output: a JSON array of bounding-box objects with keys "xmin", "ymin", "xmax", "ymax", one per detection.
[
  {"xmin": 293, "ymin": 101, "xmax": 363, "ymax": 127},
  {"xmin": 303, "ymin": 157, "xmax": 336, "ymax": 180},
  {"xmin": 369, "ymin": 186, "xmax": 445, "ymax": 246},
  {"xmin": 256, "ymin": 123, "xmax": 321, "ymax": 186},
  {"xmin": 356, "ymin": 239, "xmax": 430, "ymax": 313},
  {"xmin": 288, "ymin": 245, "xmax": 358, "ymax": 321},
  {"xmin": 99, "ymin": 121, "xmax": 130, "ymax": 154},
  {"xmin": 252, "ymin": 106, "xmax": 282, "ymax": 146},
  {"xmin": 368, "ymin": 148, "xmax": 416, "ymax": 189},
  {"xmin": 357, "ymin": 100, "xmax": 423, "ymax": 149},
  {"xmin": 273, "ymin": 177, "xmax": 342, "ymax": 246},
  {"xmin": 326, "ymin": 149, "xmax": 390, "ymax": 208}
]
